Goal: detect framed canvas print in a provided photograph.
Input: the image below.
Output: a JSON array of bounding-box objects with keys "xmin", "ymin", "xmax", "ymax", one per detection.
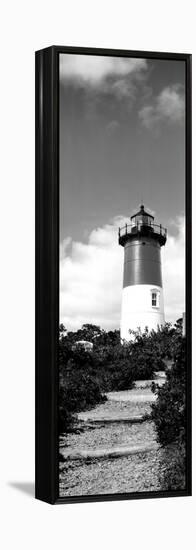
[{"xmin": 35, "ymin": 46, "xmax": 192, "ymax": 504}]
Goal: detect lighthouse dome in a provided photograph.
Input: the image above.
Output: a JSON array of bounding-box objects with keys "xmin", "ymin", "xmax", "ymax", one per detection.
[{"xmin": 131, "ymin": 204, "xmax": 154, "ymax": 227}]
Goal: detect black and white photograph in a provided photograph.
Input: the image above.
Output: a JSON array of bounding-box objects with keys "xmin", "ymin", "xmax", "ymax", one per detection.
[
  {"xmin": 1, "ymin": 0, "xmax": 196, "ymax": 542},
  {"xmin": 58, "ymin": 51, "xmax": 190, "ymax": 498}
]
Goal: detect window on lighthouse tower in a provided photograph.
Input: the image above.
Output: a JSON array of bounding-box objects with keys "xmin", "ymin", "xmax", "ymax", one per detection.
[
  {"xmin": 151, "ymin": 290, "xmax": 160, "ymax": 308},
  {"xmin": 152, "ymin": 293, "xmax": 157, "ymax": 306}
]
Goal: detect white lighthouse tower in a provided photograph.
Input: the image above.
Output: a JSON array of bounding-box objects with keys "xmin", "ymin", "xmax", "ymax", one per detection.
[{"xmin": 119, "ymin": 204, "xmax": 167, "ymax": 341}]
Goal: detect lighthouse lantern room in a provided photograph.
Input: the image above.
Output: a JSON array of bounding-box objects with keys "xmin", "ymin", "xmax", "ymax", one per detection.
[{"xmin": 118, "ymin": 204, "xmax": 167, "ymax": 340}]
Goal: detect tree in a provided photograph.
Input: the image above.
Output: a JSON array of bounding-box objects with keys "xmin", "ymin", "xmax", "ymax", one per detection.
[{"xmin": 59, "ymin": 323, "xmax": 67, "ymax": 338}]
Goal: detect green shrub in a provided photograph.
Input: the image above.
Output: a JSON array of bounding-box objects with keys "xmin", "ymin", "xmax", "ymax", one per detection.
[
  {"xmin": 151, "ymin": 330, "xmax": 186, "ymax": 490},
  {"xmin": 151, "ymin": 335, "xmax": 186, "ymax": 446}
]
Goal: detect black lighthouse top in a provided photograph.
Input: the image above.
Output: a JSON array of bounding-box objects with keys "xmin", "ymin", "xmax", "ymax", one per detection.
[
  {"xmin": 131, "ymin": 204, "xmax": 154, "ymax": 226},
  {"xmin": 118, "ymin": 204, "xmax": 167, "ymax": 247}
]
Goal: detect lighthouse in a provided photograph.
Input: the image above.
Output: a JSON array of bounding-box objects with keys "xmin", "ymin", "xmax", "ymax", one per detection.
[{"xmin": 119, "ymin": 205, "xmax": 167, "ymax": 340}]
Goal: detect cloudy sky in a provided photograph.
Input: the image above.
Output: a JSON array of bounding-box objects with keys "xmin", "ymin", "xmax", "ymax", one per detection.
[{"xmin": 59, "ymin": 53, "xmax": 185, "ymax": 331}]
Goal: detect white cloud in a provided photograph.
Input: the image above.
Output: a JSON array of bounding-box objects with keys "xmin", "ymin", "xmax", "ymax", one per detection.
[
  {"xmin": 139, "ymin": 84, "xmax": 185, "ymax": 130},
  {"xmin": 60, "ymin": 216, "xmax": 127, "ymax": 331},
  {"xmin": 60, "ymin": 54, "xmax": 147, "ymax": 87},
  {"xmin": 60, "ymin": 215, "xmax": 185, "ymax": 331}
]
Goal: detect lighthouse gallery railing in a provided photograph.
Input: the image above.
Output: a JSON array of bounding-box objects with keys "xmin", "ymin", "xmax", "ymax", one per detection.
[{"xmin": 118, "ymin": 222, "xmax": 167, "ymax": 239}]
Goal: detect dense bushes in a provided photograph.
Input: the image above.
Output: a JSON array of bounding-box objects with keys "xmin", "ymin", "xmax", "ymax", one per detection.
[
  {"xmin": 151, "ymin": 326, "xmax": 186, "ymax": 490},
  {"xmin": 59, "ymin": 332, "xmax": 134, "ymax": 432},
  {"xmin": 151, "ymin": 331, "xmax": 186, "ymax": 446},
  {"xmin": 59, "ymin": 321, "xmax": 183, "ymax": 434},
  {"xmin": 59, "ymin": 352, "xmax": 106, "ymax": 433}
]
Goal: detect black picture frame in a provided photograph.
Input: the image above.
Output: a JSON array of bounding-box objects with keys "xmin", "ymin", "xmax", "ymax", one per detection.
[{"xmin": 35, "ymin": 45, "xmax": 192, "ymax": 505}]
